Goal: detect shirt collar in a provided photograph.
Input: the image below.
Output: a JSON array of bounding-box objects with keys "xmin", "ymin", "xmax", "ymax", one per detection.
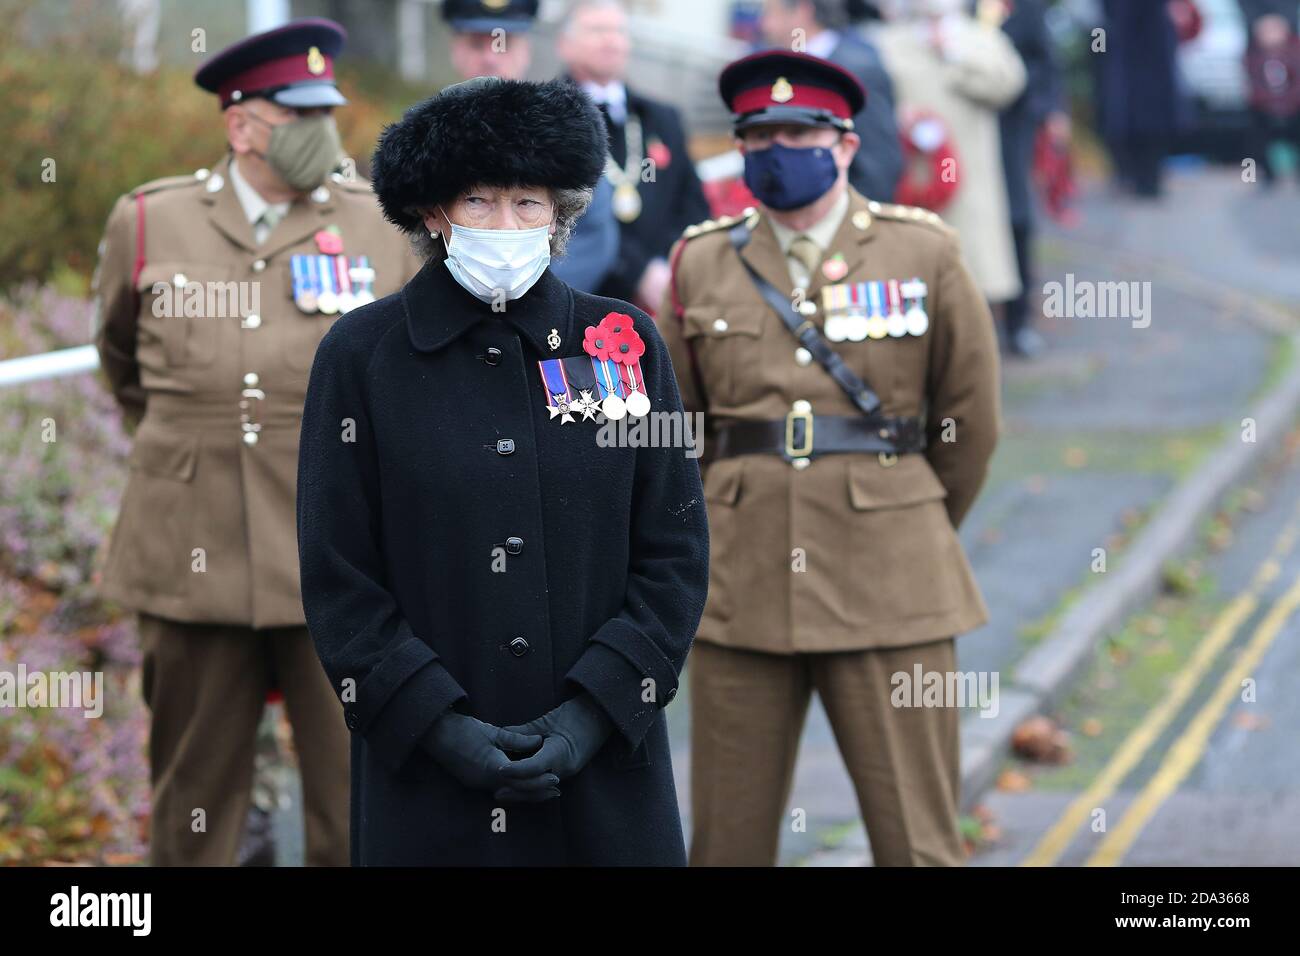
[
  {"xmin": 405, "ymin": 255, "xmax": 575, "ymax": 356},
  {"xmin": 768, "ymin": 187, "xmax": 850, "ymax": 256},
  {"xmin": 228, "ymin": 158, "xmax": 290, "ymax": 228},
  {"xmin": 581, "ymin": 80, "xmax": 628, "ymax": 122}
]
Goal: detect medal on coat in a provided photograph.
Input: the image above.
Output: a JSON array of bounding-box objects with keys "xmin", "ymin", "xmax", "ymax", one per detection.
[
  {"xmin": 821, "ymin": 284, "xmax": 848, "ymax": 342},
  {"xmin": 561, "ymin": 356, "xmax": 601, "ymax": 421},
  {"xmin": 333, "ymin": 255, "xmax": 356, "ymax": 313},
  {"xmin": 591, "ymin": 357, "xmax": 627, "ymax": 420},
  {"xmin": 886, "ymin": 279, "xmax": 908, "ymax": 338},
  {"xmin": 901, "ymin": 278, "xmax": 930, "ymax": 336},
  {"xmin": 539, "ymin": 359, "xmax": 576, "ymax": 423},
  {"xmin": 864, "ymin": 281, "xmax": 888, "ymax": 340},
  {"xmin": 619, "ymin": 361, "xmax": 652, "ymax": 417},
  {"xmin": 844, "ymin": 283, "xmax": 868, "ymax": 342},
  {"xmin": 349, "ymin": 256, "xmax": 376, "ymax": 307},
  {"xmin": 315, "ymin": 256, "xmax": 339, "ymax": 314},
  {"xmin": 291, "ymin": 254, "xmax": 317, "ymax": 313}
]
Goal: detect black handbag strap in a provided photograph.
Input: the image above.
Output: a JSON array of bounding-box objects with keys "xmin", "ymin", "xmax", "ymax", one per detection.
[{"xmin": 729, "ymin": 222, "xmax": 882, "ymax": 418}]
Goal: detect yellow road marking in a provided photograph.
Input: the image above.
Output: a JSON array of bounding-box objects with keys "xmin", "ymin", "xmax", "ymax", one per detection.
[
  {"xmin": 1021, "ymin": 506, "xmax": 1300, "ymax": 867},
  {"xmin": 1086, "ymin": 572, "xmax": 1300, "ymax": 865}
]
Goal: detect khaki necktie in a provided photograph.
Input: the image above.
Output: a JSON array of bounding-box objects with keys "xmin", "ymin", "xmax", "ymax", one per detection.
[
  {"xmin": 255, "ymin": 207, "xmax": 282, "ymax": 245},
  {"xmin": 788, "ymin": 234, "xmax": 822, "ymax": 286}
]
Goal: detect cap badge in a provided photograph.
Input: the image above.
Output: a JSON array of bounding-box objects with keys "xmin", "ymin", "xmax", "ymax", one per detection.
[
  {"xmin": 483, "ymin": 0, "xmax": 510, "ymax": 8},
  {"xmin": 307, "ymin": 46, "xmax": 326, "ymax": 76},
  {"xmin": 771, "ymin": 77, "xmax": 794, "ymax": 104}
]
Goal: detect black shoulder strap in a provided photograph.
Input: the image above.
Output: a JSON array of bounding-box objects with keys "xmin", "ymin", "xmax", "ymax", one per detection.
[{"xmin": 729, "ymin": 222, "xmax": 882, "ymax": 418}]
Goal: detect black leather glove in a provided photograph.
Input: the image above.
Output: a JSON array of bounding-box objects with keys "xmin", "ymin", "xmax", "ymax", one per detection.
[
  {"xmin": 498, "ymin": 694, "xmax": 616, "ymax": 786},
  {"xmin": 422, "ymin": 711, "xmax": 559, "ymax": 803}
]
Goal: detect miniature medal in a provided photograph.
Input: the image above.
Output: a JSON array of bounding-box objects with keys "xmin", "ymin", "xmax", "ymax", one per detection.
[{"xmin": 886, "ymin": 279, "xmax": 908, "ymax": 338}]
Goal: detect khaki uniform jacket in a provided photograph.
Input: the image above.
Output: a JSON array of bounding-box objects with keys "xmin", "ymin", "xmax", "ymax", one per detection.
[
  {"xmin": 94, "ymin": 154, "xmax": 419, "ymax": 628},
  {"xmin": 658, "ymin": 188, "xmax": 1000, "ymax": 653}
]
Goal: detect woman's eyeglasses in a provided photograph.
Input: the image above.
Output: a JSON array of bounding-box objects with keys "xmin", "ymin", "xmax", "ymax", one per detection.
[{"xmin": 458, "ymin": 194, "xmax": 554, "ymax": 228}]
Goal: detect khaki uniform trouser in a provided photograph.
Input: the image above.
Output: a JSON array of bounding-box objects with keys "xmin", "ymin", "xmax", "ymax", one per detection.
[
  {"xmin": 689, "ymin": 637, "xmax": 964, "ymax": 867},
  {"xmin": 139, "ymin": 613, "xmax": 349, "ymax": 866}
]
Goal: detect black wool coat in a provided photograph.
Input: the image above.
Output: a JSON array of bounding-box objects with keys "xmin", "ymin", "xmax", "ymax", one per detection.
[{"xmin": 296, "ymin": 259, "xmax": 708, "ymax": 866}]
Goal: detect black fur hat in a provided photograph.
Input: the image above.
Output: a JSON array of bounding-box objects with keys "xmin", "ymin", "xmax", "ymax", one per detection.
[{"xmin": 371, "ymin": 76, "xmax": 608, "ymax": 234}]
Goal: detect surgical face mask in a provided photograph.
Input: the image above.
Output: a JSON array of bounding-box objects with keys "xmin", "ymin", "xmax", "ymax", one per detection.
[
  {"xmin": 439, "ymin": 214, "xmax": 552, "ymax": 303},
  {"xmin": 249, "ymin": 112, "xmax": 344, "ymax": 192},
  {"xmin": 742, "ymin": 141, "xmax": 840, "ymax": 211}
]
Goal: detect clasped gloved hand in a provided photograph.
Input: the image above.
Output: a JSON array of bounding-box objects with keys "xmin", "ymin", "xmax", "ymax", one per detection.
[
  {"xmin": 497, "ymin": 694, "xmax": 616, "ymax": 788},
  {"xmin": 422, "ymin": 711, "xmax": 561, "ymax": 804}
]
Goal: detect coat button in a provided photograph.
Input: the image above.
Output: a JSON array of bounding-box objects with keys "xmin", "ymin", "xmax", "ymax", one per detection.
[
  {"xmin": 795, "ymin": 347, "xmax": 812, "ymax": 366},
  {"xmin": 252, "ymin": 259, "xmax": 267, "ymax": 273},
  {"xmin": 242, "ymin": 313, "xmax": 262, "ymax": 329},
  {"xmin": 509, "ymin": 637, "xmax": 530, "ymax": 657},
  {"xmin": 505, "ymin": 536, "xmax": 523, "ymax": 555},
  {"xmin": 712, "ymin": 318, "xmax": 728, "ymax": 332},
  {"xmin": 496, "ymin": 438, "xmax": 515, "ymax": 455},
  {"xmin": 243, "ymin": 372, "xmax": 259, "ymax": 387},
  {"xmin": 484, "ymin": 347, "xmax": 502, "ymax": 366},
  {"xmin": 243, "ymin": 431, "xmax": 259, "ymax": 447}
]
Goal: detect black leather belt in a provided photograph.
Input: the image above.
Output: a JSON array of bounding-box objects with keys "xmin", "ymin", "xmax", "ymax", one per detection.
[{"xmin": 713, "ymin": 411, "xmax": 925, "ymax": 464}]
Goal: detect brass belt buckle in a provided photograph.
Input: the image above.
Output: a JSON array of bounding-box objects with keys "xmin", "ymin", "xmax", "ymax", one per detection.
[
  {"xmin": 785, "ymin": 402, "xmax": 814, "ymax": 463},
  {"xmin": 879, "ymin": 452, "xmax": 898, "ymax": 467}
]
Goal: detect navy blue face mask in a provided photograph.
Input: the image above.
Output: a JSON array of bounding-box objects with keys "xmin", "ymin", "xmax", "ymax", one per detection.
[{"xmin": 742, "ymin": 141, "xmax": 840, "ymax": 211}]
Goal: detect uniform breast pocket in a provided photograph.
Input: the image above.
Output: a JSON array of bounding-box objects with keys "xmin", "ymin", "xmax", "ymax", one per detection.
[
  {"xmin": 682, "ymin": 306, "xmax": 767, "ymax": 407},
  {"xmin": 136, "ymin": 263, "xmax": 229, "ymax": 369}
]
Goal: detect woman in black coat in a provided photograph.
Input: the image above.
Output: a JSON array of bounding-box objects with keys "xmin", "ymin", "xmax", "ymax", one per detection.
[{"xmin": 296, "ymin": 77, "xmax": 709, "ymax": 865}]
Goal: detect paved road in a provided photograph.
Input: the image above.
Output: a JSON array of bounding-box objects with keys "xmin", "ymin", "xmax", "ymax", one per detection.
[{"xmin": 971, "ymin": 428, "xmax": 1300, "ymax": 867}]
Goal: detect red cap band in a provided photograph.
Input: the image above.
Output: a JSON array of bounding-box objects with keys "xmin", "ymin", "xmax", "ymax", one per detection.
[
  {"xmin": 218, "ymin": 51, "xmax": 334, "ymax": 106},
  {"xmin": 732, "ymin": 83, "xmax": 851, "ymax": 120}
]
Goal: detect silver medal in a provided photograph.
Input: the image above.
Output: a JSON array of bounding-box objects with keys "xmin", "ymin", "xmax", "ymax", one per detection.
[
  {"xmin": 846, "ymin": 313, "xmax": 869, "ymax": 342},
  {"xmin": 905, "ymin": 305, "xmax": 929, "ymax": 336},
  {"xmin": 626, "ymin": 390, "xmax": 651, "ymax": 417},
  {"xmin": 601, "ymin": 394, "xmax": 627, "ymax": 420}
]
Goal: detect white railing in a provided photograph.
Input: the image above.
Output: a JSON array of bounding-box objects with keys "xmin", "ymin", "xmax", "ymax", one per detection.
[{"xmin": 0, "ymin": 345, "xmax": 100, "ymax": 389}]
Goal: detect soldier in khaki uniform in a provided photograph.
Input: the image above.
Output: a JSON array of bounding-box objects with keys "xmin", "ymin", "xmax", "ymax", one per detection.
[
  {"xmin": 93, "ymin": 19, "xmax": 418, "ymax": 865},
  {"xmin": 660, "ymin": 51, "xmax": 1000, "ymax": 866}
]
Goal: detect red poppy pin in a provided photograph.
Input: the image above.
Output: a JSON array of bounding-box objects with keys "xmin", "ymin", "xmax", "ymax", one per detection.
[
  {"xmin": 647, "ymin": 139, "xmax": 672, "ymax": 169},
  {"xmin": 315, "ymin": 229, "xmax": 344, "ymax": 255},
  {"xmin": 586, "ymin": 312, "xmax": 645, "ymax": 365}
]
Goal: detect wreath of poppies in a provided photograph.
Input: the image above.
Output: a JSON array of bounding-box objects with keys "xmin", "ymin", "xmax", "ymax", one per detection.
[
  {"xmin": 894, "ymin": 111, "xmax": 961, "ymax": 214},
  {"xmin": 583, "ymin": 312, "xmax": 645, "ymax": 364}
]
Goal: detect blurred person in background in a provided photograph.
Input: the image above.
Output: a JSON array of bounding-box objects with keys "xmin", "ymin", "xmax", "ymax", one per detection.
[
  {"xmin": 557, "ymin": 0, "xmax": 711, "ymax": 311},
  {"xmin": 1239, "ymin": 0, "xmax": 1300, "ymax": 187},
  {"xmin": 92, "ymin": 19, "xmax": 417, "ymax": 866},
  {"xmin": 443, "ymin": 0, "xmax": 621, "ymax": 291},
  {"xmin": 871, "ymin": 0, "xmax": 1026, "ymax": 308},
  {"xmin": 995, "ymin": 0, "xmax": 1069, "ymax": 358},
  {"xmin": 759, "ymin": 0, "xmax": 904, "ymax": 201},
  {"xmin": 1096, "ymin": 0, "xmax": 1184, "ymax": 198}
]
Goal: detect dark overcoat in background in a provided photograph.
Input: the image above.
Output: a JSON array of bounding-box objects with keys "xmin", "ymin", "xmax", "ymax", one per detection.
[
  {"xmin": 830, "ymin": 28, "xmax": 904, "ymax": 203},
  {"xmin": 586, "ymin": 83, "xmax": 713, "ymax": 304},
  {"xmin": 998, "ymin": 0, "xmax": 1062, "ymax": 227},
  {"xmin": 296, "ymin": 258, "xmax": 709, "ymax": 865}
]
